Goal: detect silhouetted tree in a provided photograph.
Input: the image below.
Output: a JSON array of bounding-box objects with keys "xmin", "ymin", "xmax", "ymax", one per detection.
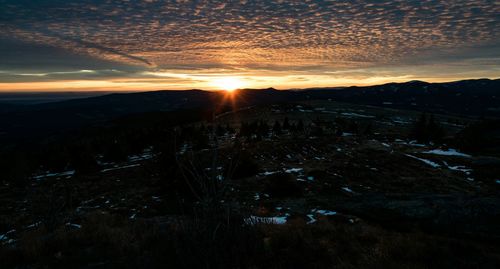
[
  {"xmin": 216, "ymin": 125, "xmax": 226, "ymax": 137},
  {"xmin": 272, "ymin": 120, "xmax": 282, "ymax": 136},
  {"xmin": 412, "ymin": 113, "xmax": 428, "ymax": 143},
  {"xmin": 410, "ymin": 113, "xmax": 445, "ymax": 144},
  {"xmin": 70, "ymin": 146, "xmax": 99, "ymax": 175},
  {"xmin": 283, "ymin": 117, "xmax": 291, "ymax": 130},
  {"xmin": 427, "ymin": 115, "xmax": 445, "ymax": 143},
  {"xmin": 296, "ymin": 119, "xmax": 304, "ymax": 133},
  {"xmin": 258, "ymin": 120, "xmax": 269, "ymax": 137},
  {"xmin": 362, "ymin": 122, "xmax": 374, "ymax": 136},
  {"xmin": 231, "ymin": 150, "xmax": 260, "ymax": 180},
  {"xmin": 225, "ymin": 123, "xmax": 235, "ymax": 134},
  {"xmin": 263, "ymin": 172, "xmax": 303, "ymax": 198},
  {"xmin": 103, "ymin": 141, "xmax": 128, "ymax": 162}
]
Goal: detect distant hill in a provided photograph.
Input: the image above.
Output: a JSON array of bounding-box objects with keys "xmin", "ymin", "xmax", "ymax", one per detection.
[
  {"xmin": 0, "ymin": 92, "xmax": 114, "ymax": 105},
  {"xmin": 0, "ymin": 79, "xmax": 498, "ymax": 142},
  {"xmin": 301, "ymin": 79, "xmax": 500, "ymax": 117},
  {"xmin": 0, "ymin": 103, "xmax": 25, "ymax": 113}
]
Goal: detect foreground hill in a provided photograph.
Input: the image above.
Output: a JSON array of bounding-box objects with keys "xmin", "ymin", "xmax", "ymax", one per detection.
[{"xmin": 1, "ymin": 100, "xmax": 499, "ymax": 268}]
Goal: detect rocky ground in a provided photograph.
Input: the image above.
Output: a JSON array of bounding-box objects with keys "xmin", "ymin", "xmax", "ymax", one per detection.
[{"xmin": 1, "ymin": 101, "xmax": 499, "ymax": 268}]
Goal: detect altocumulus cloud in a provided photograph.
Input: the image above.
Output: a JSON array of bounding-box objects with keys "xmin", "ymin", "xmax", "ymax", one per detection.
[{"xmin": 0, "ymin": 0, "xmax": 499, "ymax": 88}]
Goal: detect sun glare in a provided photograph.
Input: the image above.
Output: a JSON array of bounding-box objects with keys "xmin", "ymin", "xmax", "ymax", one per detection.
[{"xmin": 212, "ymin": 77, "xmax": 245, "ymax": 92}]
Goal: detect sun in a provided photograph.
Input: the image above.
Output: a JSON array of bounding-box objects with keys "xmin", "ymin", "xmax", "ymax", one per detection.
[{"xmin": 212, "ymin": 77, "xmax": 245, "ymax": 92}]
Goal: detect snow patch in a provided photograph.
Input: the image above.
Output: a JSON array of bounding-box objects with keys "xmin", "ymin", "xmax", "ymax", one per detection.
[
  {"xmin": 260, "ymin": 171, "xmax": 278, "ymax": 176},
  {"xmin": 422, "ymin": 148, "xmax": 471, "ymax": 158},
  {"xmin": 443, "ymin": 161, "xmax": 472, "ymax": 175},
  {"xmin": 312, "ymin": 209, "xmax": 337, "ymax": 216},
  {"xmin": 0, "ymin": 229, "xmax": 15, "ymax": 241},
  {"xmin": 25, "ymin": 222, "xmax": 41, "ymax": 229},
  {"xmin": 65, "ymin": 223, "xmax": 82, "ymax": 229},
  {"xmin": 245, "ymin": 214, "xmax": 289, "ymax": 225},
  {"xmin": 33, "ymin": 170, "xmax": 75, "ymax": 180},
  {"xmin": 341, "ymin": 187, "xmax": 354, "ymax": 193},
  {"xmin": 101, "ymin": 163, "xmax": 141, "ymax": 172},
  {"xmin": 285, "ymin": 168, "xmax": 303, "ymax": 173},
  {"xmin": 307, "ymin": 214, "xmax": 316, "ymax": 224},
  {"xmin": 341, "ymin": 112, "xmax": 375, "ymax": 118},
  {"xmin": 127, "ymin": 149, "xmax": 154, "ymax": 162},
  {"xmin": 405, "ymin": 154, "xmax": 441, "ymax": 168}
]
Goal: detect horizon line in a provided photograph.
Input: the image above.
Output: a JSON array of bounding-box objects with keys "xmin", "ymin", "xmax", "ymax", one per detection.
[{"xmin": 0, "ymin": 77, "xmax": 498, "ymax": 94}]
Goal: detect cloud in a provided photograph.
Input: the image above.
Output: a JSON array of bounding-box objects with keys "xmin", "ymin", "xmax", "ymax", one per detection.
[{"xmin": 0, "ymin": 0, "xmax": 498, "ymax": 88}]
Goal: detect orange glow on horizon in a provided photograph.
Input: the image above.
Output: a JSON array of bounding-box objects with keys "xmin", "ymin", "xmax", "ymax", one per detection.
[
  {"xmin": 211, "ymin": 77, "xmax": 245, "ymax": 92},
  {"xmin": 0, "ymin": 74, "xmax": 493, "ymax": 92}
]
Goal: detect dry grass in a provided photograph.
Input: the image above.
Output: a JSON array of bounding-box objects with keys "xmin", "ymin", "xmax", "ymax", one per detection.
[{"xmin": 2, "ymin": 213, "xmax": 499, "ymax": 269}]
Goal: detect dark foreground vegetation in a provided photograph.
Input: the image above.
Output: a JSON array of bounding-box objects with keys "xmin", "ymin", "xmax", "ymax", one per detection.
[{"xmin": 1, "ymin": 87, "xmax": 500, "ymax": 268}]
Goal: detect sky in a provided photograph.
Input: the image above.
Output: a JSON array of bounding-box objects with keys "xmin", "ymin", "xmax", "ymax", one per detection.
[{"xmin": 0, "ymin": 0, "xmax": 499, "ymax": 92}]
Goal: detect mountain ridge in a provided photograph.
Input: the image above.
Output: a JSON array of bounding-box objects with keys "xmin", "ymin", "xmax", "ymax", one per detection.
[{"xmin": 0, "ymin": 78, "xmax": 499, "ymax": 143}]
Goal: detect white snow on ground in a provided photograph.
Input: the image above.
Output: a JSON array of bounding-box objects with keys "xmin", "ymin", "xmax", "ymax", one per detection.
[
  {"xmin": 101, "ymin": 163, "xmax": 141, "ymax": 172},
  {"xmin": 245, "ymin": 214, "xmax": 289, "ymax": 225},
  {"xmin": 307, "ymin": 209, "xmax": 337, "ymax": 224},
  {"xmin": 0, "ymin": 229, "xmax": 16, "ymax": 245},
  {"xmin": 448, "ymin": 165, "xmax": 472, "ymax": 174},
  {"xmin": 392, "ymin": 120, "xmax": 410, "ymax": 124},
  {"xmin": 25, "ymin": 222, "xmax": 41, "ymax": 229},
  {"xmin": 312, "ymin": 209, "xmax": 337, "ymax": 216},
  {"xmin": 341, "ymin": 112, "xmax": 375, "ymax": 118},
  {"xmin": 260, "ymin": 171, "xmax": 278, "ymax": 176},
  {"xmin": 405, "ymin": 154, "xmax": 441, "ymax": 168},
  {"xmin": 0, "ymin": 229, "xmax": 15, "ymax": 240},
  {"xmin": 179, "ymin": 144, "xmax": 189, "ymax": 155},
  {"xmin": 395, "ymin": 140, "xmax": 426, "ymax": 147},
  {"xmin": 127, "ymin": 149, "xmax": 154, "ymax": 162},
  {"xmin": 341, "ymin": 187, "xmax": 354, "ymax": 193},
  {"xmin": 408, "ymin": 141, "xmax": 427, "ymax": 147},
  {"xmin": 285, "ymin": 168, "xmax": 303, "ymax": 173},
  {"xmin": 422, "ymin": 148, "xmax": 471, "ymax": 158},
  {"xmin": 392, "ymin": 117, "xmax": 411, "ymax": 124},
  {"xmin": 443, "ymin": 161, "xmax": 473, "ymax": 175},
  {"xmin": 254, "ymin": 193, "xmax": 260, "ymax": 201},
  {"xmin": 33, "ymin": 170, "xmax": 75, "ymax": 180},
  {"xmin": 65, "ymin": 223, "xmax": 82, "ymax": 229}
]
